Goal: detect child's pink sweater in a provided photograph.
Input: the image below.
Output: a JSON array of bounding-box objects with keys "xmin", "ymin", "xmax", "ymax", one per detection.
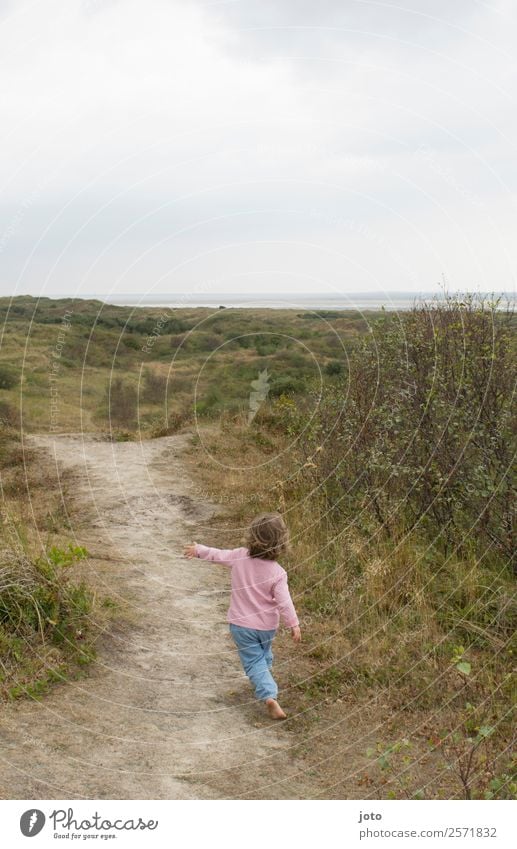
[{"xmin": 194, "ymin": 544, "xmax": 299, "ymax": 631}]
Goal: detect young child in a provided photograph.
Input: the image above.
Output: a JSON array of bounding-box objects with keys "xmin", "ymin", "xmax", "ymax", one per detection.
[{"xmin": 184, "ymin": 511, "xmax": 301, "ymax": 720}]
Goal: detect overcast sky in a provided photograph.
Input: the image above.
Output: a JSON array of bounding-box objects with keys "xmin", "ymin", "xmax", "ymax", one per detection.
[{"xmin": 0, "ymin": 0, "xmax": 516, "ymax": 303}]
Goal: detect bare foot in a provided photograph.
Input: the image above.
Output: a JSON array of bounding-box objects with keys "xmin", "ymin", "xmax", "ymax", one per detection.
[{"xmin": 265, "ymin": 698, "xmax": 287, "ymax": 720}]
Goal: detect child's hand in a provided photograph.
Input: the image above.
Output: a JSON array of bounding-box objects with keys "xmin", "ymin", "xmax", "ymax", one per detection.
[
  {"xmin": 291, "ymin": 625, "xmax": 302, "ymax": 643},
  {"xmin": 184, "ymin": 543, "xmax": 197, "ymax": 559}
]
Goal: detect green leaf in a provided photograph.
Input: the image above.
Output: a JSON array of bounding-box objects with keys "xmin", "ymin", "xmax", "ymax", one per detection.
[
  {"xmin": 477, "ymin": 725, "xmax": 494, "ymax": 739},
  {"xmin": 456, "ymin": 661, "xmax": 471, "ymax": 676}
]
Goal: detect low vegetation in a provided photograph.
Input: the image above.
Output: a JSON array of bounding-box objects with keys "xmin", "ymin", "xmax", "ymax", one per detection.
[
  {"xmin": 0, "ymin": 295, "xmax": 375, "ymax": 435},
  {"xmin": 0, "ymin": 291, "xmax": 514, "ymax": 797},
  {"xmin": 186, "ymin": 293, "xmax": 516, "ymax": 799},
  {"xmin": 0, "ymin": 424, "xmax": 102, "ymax": 700}
]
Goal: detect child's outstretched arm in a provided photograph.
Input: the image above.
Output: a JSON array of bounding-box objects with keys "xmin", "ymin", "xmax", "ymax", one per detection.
[{"xmin": 183, "ymin": 542, "xmax": 243, "ymax": 565}]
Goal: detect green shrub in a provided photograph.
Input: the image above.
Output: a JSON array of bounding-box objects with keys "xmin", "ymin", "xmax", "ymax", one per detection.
[
  {"xmin": 0, "ymin": 364, "xmax": 18, "ymax": 390},
  {"xmin": 195, "ymin": 387, "xmax": 224, "ymax": 416},
  {"xmin": 324, "ymin": 360, "xmax": 344, "ymax": 376},
  {"xmin": 293, "ymin": 294, "xmax": 516, "ymax": 563},
  {"xmin": 0, "ymin": 542, "xmax": 96, "ymax": 699},
  {"xmin": 269, "ymin": 374, "xmax": 305, "ymax": 397},
  {"xmin": 141, "ymin": 369, "xmax": 168, "ymax": 404}
]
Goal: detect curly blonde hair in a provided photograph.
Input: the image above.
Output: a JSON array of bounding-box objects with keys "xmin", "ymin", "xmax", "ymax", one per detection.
[{"xmin": 246, "ymin": 512, "xmax": 289, "ymax": 561}]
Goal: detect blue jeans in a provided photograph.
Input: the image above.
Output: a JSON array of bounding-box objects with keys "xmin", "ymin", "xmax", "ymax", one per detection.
[{"xmin": 229, "ymin": 624, "xmax": 278, "ymax": 701}]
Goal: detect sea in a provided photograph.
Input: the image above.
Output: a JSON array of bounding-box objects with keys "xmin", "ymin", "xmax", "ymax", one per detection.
[{"xmin": 104, "ymin": 291, "xmax": 514, "ymax": 311}]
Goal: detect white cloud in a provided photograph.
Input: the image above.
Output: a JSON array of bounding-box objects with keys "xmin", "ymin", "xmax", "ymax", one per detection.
[{"xmin": 0, "ymin": 0, "xmax": 515, "ymax": 300}]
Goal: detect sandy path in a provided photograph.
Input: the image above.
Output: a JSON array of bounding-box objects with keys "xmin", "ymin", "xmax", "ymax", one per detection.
[{"xmin": 0, "ymin": 433, "xmax": 306, "ymax": 799}]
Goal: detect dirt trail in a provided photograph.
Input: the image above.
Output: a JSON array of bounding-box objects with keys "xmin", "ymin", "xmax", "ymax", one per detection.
[{"xmin": 0, "ymin": 433, "xmax": 308, "ymax": 799}]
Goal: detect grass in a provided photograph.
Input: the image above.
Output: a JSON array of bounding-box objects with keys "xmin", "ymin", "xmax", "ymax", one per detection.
[
  {"xmin": 182, "ymin": 294, "xmax": 516, "ymax": 799},
  {"xmin": 0, "ymin": 536, "xmax": 98, "ymax": 701},
  {"xmin": 185, "ymin": 419, "xmax": 516, "ymax": 798},
  {"xmin": 0, "ymin": 292, "xmax": 514, "ymax": 798},
  {"xmin": 0, "ymin": 424, "xmax": 109, "ymax": 701},
  {"xmin": 0, "ymin": 294, "xmax": 374, "ymax": 434}
]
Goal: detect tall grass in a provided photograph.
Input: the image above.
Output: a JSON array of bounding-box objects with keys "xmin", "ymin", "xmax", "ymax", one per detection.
[
  {"xmin": 0, "ymin": 539, "xmax": 96, "ymax": 699},
  {"xmin": 0, "ymin": 424, "xmax": 99, "ymax": 699},
  {"xmin": 188, "ymin": 293, "xmax": 516, "ymax": 798}
]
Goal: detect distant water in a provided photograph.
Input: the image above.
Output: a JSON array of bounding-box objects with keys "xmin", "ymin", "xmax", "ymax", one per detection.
[{"xmin": 105, "ymin": 292, "xmax": 514, "ymax": 311}]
